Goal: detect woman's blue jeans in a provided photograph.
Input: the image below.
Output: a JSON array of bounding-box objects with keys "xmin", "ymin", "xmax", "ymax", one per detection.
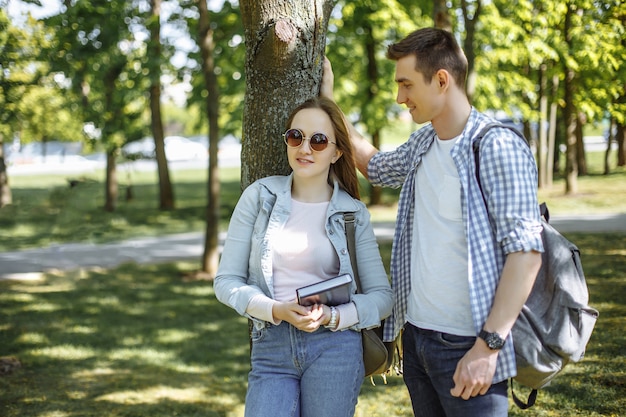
[
  {"xmin": 402, "ymin": 324, "xmax": 509, "ymax": 417},
  {"xmin": 244, "ymin": 321, "xmax": 364, "ymax": 417}
]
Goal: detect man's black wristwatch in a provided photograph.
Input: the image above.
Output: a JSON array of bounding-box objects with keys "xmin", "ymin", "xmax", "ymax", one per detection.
[{"xmin": 478, "ymin": 329, "xmax": 506, "ymax": 350}]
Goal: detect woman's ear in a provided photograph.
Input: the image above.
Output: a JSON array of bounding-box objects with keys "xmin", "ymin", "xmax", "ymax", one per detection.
[{"xmin": 332, "ymin": 150, "xmax": 343, "ymax": 164}]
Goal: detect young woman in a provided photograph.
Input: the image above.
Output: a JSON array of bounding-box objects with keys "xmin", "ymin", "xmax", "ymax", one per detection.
[{"xmin": 214, "ymin": 97, "xmax": 393, "ymax": 417}]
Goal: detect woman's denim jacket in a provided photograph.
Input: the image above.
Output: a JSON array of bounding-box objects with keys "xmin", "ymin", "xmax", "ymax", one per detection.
[{"xmin": 214, "ymin": 174, "xmax": 393, "ymax": 332}]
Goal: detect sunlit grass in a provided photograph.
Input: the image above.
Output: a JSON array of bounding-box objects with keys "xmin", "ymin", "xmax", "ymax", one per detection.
[
  {"xmin": 1, "ymin": 145, "xmax": 625, "ymax": 415},
  {"xmin": 2, "ymin": 154, "xmax": 625, "ymax": 252},
  {"xmin": 1, "ymin": 234, "xmax": 624, "ymax": 416}
]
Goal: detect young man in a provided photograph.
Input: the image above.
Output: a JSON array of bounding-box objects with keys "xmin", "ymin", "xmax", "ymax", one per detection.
[{"xmin": 322, "ymin": 28, "xmax": 544, "ymax": 416}]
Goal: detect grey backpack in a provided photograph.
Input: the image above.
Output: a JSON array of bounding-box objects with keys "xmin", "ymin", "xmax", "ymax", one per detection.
[{"xmin": 474, "ymin": 123, "xmax": 599, "ymax": 409}]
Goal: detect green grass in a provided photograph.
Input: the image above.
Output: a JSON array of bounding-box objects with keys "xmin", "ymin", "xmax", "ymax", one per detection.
[
  {"xmin": 1, "ymin": 235, "xmax": 624, "ymax": 416},
  {"xmin": 0, "ymin": 167, "xmax": 242, "ymax": 252},
  {"xmin": 2, "ymin": 151, "xmax": 625, "ymax": 251},
  {"xmin": 0, "ymin": 151, "xmax": 624, "ymax": 415}
]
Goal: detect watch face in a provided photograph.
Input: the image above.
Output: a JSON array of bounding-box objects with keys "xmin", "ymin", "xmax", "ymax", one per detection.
[
  {"xmin": 487, "ymin": 334, "xmax": 503, "ymax": 349},
  {"xmin": 480, "ymin": 330, "xmax": 505, "ymax": 350}
]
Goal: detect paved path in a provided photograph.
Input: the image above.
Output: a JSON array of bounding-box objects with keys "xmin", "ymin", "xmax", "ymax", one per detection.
[{"xmin": 1, "ymin": 214, "xmax": 625, "ymax": 280}]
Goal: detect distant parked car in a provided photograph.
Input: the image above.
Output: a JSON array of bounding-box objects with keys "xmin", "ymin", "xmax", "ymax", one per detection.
[
  {"xmin": 121, "ymin": 137, "xmax": 156, "ymax": 160},
  {"xmin": 122, "ymin": 136, "xmax": 208, "ymax": 161},
  {"xmin": 164, "ymin": 136, "xmax": 208, "ymax": 161}
]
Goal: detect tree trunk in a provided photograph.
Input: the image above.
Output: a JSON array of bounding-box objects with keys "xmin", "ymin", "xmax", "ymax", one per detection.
[
  {"xmin": 0, "ymin": 135, "xmax": 12, "ymax": 208},
  {"xmin": 364, "ymin": 20, "xmax": 382, "ymax": 205},
  {"xmin": 460, "ymin": 0, "xmax": 481, "ymax": 102},
  {"xmin": 102, "ymin": 64, "xmax": 125, "ymax": 212},
  {"xmin": 564, "ymin": 81, "xmax": 577, "ymax": 194},
  {"xmin": 239, "ymin": 0, "xmax": 334, "ymax": 189},
  {"xmin": 433, "ymin": 0, "xmax": 452, "ymax": 31},
  {"xmin": 538, "ymin": 65, "xmax": 548, "ymax": 189},
  {"xmin": 547, "ymin": 75, "xmax": 558, "ymax": 185},
  {"xmin": 575, "ymin": 112, "xmax": 587, "ymax": 176},
  {"xmin": 197, "ymin": 0, "xmax": 220, "ymax": 279},
  {"xmin": 617, "ymin": 123, "xmax": 625, "ymax": 167},
  {"xmin": 150, "ymin": 0, "xmax": 175, "ymax": 210},
  {"xmin": 104, "ymin": 150, "xmax": 118, "ymax": 212},
  {"xmin": 369, "ymin": 130, "xmax": 383, "ymax": 204},
  {"xmin": 604, "ymin": 117, "xmax": 614, "ymax": 175},
  {"xmin": 563, "ymin": 4, "xmax": 577, "ymax": 194}
]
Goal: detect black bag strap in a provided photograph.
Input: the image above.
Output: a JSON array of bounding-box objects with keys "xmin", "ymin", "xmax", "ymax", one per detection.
[
  {"xmin": 510, "ymin": 379, "xmax": 538, "ymax": 409},
  {"xmin": 472, "ymin": 123, "xmax": 538, "ymax": 409},
  {"xmin": 343, "ymin": 212, "xmax": 363, "ymax": 293}
]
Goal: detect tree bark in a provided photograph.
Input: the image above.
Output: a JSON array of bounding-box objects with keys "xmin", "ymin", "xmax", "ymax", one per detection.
[
  {"xmin": 548, "ymin": 75, "xmax": 559, "ymax": 185},
  {"xmin": 197, "ymin": 0, "xmax": 220, "ymax": 278},
  {"xmin": 239, "ymin": 0, "xmax": 333, "ymax": 189},
  {"xmin": 150, "ymin": 0, "xmax": 175, "ymax": 210},
  {"xmin": 460, "ymin": 0, "xmax": 481, "ymax": 102},
  {"xmin": 617, "ymin": 123, "xmax": 625, "ymax": 167},
  {"xmin": 0, "ymin": 135, "xmax": 11, "ymax": 208},
  {"xmin": 364, "ymin": 19, "xmax": 382, "ymax": 205},
  {"xmin": 102, "ymin": 63, "xmax": 125, "ymax": 212},
  {"xmin": 563, "ymin": 3, "xmax": 577, "ymax": 194},
  {"xmin": 538, "ymin": 65, "xmax": 548, "ymax": 189},
  {"xmin": 575, "ymin": 112, "xmax": 587, "ymax": 176},
  {"xmin": 604, "ymin": 117, "xmax": 614, "ymax": 175},
  {"xmin": 104, "ymin": 150, "xmax": 118, "ymax": 212},
  {"xmin": 433, "ymin": 0, "xmax": 452, "ymax": 31}
]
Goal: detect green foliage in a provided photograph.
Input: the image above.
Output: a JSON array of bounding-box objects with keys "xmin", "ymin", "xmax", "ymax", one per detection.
[
  {"xmin": 18, "ymin": 79, "xmax": 85, "ymax": 143},
  {"xmin": 326, "ymin": 1, "xmax": 430, "ymax": 137},
  {"xmin": 0, "ymin": 12, "xmax": 46, "ymax": 142},
  {"xmin": 182, "ymin": 0, "xmax": 246, "ymax": 137},
  {"xmin": 4, "ymin": 0, "xmax": 624, "ymax": 162},
  {"xmin": 473, "ymin": 0, "xmax": 625, "ymax": 130},
  {"xmin": 43, "ymin": 0, "xmax": 151, "ymax": 150}
]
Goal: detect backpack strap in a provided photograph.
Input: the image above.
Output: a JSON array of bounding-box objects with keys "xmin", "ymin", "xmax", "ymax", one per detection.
[
  {"xmin": 472, "ymin": 123, "xmax": 539, "ymax": 409},
  {"xmin": 510, "ymin": 379, "xmax": 538, "ymax": 409},
  {"xmin": 472, "ymin": 122, "xmax": 527, "ymax": 207}
]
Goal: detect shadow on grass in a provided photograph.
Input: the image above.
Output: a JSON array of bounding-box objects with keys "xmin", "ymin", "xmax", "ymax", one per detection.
[
  {"xmin": 0, "ymin": 262, "xmax": 249, "ymax": 417},
  {"xmin": 1, "ymin": 233, "xmax": 625, "ymax": 416}
]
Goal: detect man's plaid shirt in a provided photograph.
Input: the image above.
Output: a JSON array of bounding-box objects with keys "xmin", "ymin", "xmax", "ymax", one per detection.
[{"xmin": 368, "ymin": 108, "xmax": 544, "ymax": 382}]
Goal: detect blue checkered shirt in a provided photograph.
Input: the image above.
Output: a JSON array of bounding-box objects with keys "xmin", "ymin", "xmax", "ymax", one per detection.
[{"xmin": 369, "ymin": 108, "xmax": 544, "ymax": 382}]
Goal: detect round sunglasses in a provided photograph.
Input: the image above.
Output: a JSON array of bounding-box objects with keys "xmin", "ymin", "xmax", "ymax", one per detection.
[{"xmin": 283, "ymin": 128, "xmax": 337, "ymax": 152}]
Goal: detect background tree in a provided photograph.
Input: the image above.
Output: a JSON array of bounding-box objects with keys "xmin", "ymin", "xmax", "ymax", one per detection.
[
  {"xmin": 176, "ymin": 0, "xmax": 243, "ymax": 278},
  {"xmin": 239, "ymin": 0, "xmax": 334, "ymax": 188},
  {"xmin": 0, "ymin": 11, "xmax": 26, "ymax": 207},
  {"xmin": 5, "ymin": 0, "xmax": 624, "ymax": 209},
  {"xmin": 475, "ymin": 0, "xmax": 560, "ymax": 187},
  {"xmin": 16, "ymin": 81, "xmax": 84, "ymax": 167},
  {"xmin": 471, "ymin": 0, "xmax": 624, "ymax": 194},
  {"xmin": 327, "ymin": 0, "xmax": 425, "ymax": 204},
  {"xmin": 458, "ymin": 0, "xmax": 482, "ymax": 101},
  {"xmin": 185, "ymin": 1, "xmax": 245, "ymax": 141},
  {"xmin": 0, "ymin": 11, "xmax": 50, "ymax": 207},
  {"xmin": 196, "ymin": 0, "xmax": 220, "ymax": 277},
  {"xmin": 45, "ymin": 0, "xmax": 147, "ymax": 211},
  {"xmin": 148, "ymin": 0, "xmax": 175, "ymax": 210}
]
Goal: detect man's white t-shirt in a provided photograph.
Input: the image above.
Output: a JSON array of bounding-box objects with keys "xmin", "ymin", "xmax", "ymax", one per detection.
[{"xmin": 406, "ymin": 135, "xmax": 475, "ymax": 336}]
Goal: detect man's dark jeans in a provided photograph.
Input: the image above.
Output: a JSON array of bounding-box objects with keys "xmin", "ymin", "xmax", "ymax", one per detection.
[{"xmin": 402, "ymin": 323, "xmax": 509, "ymax": 417}]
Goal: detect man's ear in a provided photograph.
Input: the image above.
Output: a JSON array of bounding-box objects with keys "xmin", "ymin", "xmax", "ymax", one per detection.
[{"xmin": 436, "ymin": 69, "xmax": 450, "ymax": 90}]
